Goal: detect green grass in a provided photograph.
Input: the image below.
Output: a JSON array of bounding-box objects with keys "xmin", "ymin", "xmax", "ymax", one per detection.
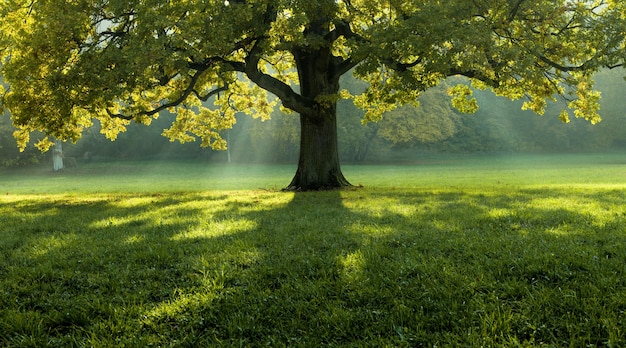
[{"xmin": 1, "ymin": 154, "xmax": 626, "ymax": 346}]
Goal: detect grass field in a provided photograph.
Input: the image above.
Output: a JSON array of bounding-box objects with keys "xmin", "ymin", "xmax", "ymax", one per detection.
[{"xmin": 1, "ymin": 153, "xmax": 625, "ymax": 346}]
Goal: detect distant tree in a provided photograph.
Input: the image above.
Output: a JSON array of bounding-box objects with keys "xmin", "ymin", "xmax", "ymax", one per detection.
[
  {"xmin": 0, "ymin": 111, "xmax": 44, "ymax": 167},
  {"xmin": 52, "ymin": 139, "xmax": 63, "ymax": 171},
  {"xmin": 378, "ymin": 82, "xmax": 461, "ymax": 147},
  {"xmin": 337, "ymin": 79, "xmax": 462, "ymax": 160},
  {"xmin": 249, "ymin": 109, "xmax": 300, "ymax": 163},
  {"xmin": 1, "ymin": 1, "xmax": 624, "ymax": 189},
  {"xmin": 337, "ymin": 99, "xmax": 379, "ymax": 162},
  {"xmin": 443, "ymin": 90, "xmax": 521, "ymax": 153},
  {"xmin": 589, "ymin": 69, "xmax": 626, "ymax": 149}
]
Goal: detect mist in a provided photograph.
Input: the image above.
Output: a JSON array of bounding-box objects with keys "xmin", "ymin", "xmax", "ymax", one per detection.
[{"xmin": 2, "ymin": 70, "xmax": 625, "ymax": 174}]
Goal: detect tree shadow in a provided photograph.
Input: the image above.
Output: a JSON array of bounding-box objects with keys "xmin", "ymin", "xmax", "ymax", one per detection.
[{"xmin": 1, "ymin": 187, "xmax": 625, "ymax": 346}]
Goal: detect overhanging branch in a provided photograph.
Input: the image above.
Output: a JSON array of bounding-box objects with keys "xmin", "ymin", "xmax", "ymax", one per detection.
[
  {"xmin": 242, "ymin": 39, "xmax": 314, "ymax": 115},
  {"xmin": 106, "ymin": 69, "xmax": 227, "ymax": 120},
  {"xmin": 507, "ymin": 0, "xmax": 526, "ymax": 22},
  {"xmin": 537, "ymin": 54, "xmax": 594, "ymax": 72},
  {"xmin": 327, "ymin": 19, "xmax": 368, "ymax": 79}
]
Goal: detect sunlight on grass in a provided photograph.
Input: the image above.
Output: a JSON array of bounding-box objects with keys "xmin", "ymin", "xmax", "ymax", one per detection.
[
  {"xmin": 1, "ymin": 155, "xmax": 626, "ymax": 346},
  {"xmin": 107, "ymin": 196, "xmax": 160, "ymax": 208},
  {"xmin": 171, "ymin": 219, "xmax": 259, "ymax": 241},
  {"xmin": 124, "ymin": 234, "xmax": 145, "ymax": 244},
  {"xmin": 347, "ymin": 222, "xmax": 395, "ymax": 237},
  {"xmin": 143, "ymin": 290, "xmax": 219, "ymax": 328},
  {"xmin": 338, "ymin": 250, "xmax": 366, "ymax": 283},
  {"xmin": 486, "ymin": 207, "xmax": 511, "ymax": 219},
  {"xmin": 29, "ymin": 233, "xmax": 79, "ymax": 257}
]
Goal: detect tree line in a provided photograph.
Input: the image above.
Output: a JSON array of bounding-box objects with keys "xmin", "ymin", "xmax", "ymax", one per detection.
[{"xmin": 2, "ymin": 70, "xmax": 624, "ymax": 168}]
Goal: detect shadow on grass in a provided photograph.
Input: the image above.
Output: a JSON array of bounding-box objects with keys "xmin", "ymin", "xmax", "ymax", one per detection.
[{"xmin": 1, "ymin": 187, "xmax": 625, "ymax": 346}]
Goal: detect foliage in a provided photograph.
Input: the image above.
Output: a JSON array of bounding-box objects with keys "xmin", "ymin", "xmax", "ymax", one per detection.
[
  {"xmin": 0, "ymin": 0, "xmax": 624, "ymax": 153},
  {"xmin": 1, "ymin": 156, "xmax": 626, "ymax": 346},
  {"xmin": 451, "ymin": 69, "xmax": 626, "ymax": 153},
  {"xmin": 0, "ymin": 112, "xmax": 45, "ymax": 167},
  {"xmin": 378, "ymin": 81, "xmax": 461, "ymax": 146}
]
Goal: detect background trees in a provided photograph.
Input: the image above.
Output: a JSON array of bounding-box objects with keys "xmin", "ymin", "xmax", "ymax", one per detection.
[
  {"xmin": 0, "ymin": 111, "xmax": 45, "ymax": 167},
  {"xmin": 5, "ymin": 69, "xmax": 620, "ymax": 168}
]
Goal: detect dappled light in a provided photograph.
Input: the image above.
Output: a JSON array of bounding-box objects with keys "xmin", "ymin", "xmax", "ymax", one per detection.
[
  {"xmin": 169, "ymin": 218, "xmax": 259, "ymax": 242},
  {"xmin": 1, "ymin": 178, "xmax": 625, "ymax": 345},
  {"xmin": 28, "ymin": 233, "xmax": 80, "ymax": 258},
  {"xmin": 338, "ymin": 250, "xmax": 367, "ymax": 283}
]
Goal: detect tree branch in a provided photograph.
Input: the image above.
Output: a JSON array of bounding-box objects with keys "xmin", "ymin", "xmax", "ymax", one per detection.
[
  {"xmin": 508, "ymin": 0, "xmax": 526, "ymax": 22},
  {"xmin": 448, "ymin": 67, "xmax": 499, "ymax": 88},
  {"xmin": 332, "ymin": 56, "xmax": 359, "ymax": 79},
  {"xmin": 242, "ymin": 40, "xmax": 314, "ymax": 115},
  {"xmin": 328, "ymin": 20, "xmax": 366, "ymax": 80},
  {"xmin": 192, "ymin": 86, "xmax": 228, "ymax": 102},
  {"xmin": 106, "ymin": 69, "xmax": 227, "ymax": 120},
  {"xmin": 536, "ymin": 54, "xmax": 594, "ymax": 72}
]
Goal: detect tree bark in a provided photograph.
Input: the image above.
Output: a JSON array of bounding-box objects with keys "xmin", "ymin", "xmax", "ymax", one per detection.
[
  {"xmin": 240, "ymin": 19, "xmax": 357, "ymax": 190},
  {"xmin": 52, "ymin": 139, "xmax": 64, "ymax": 171},
  {"xmin": 286, "ymin": 106, "xmax": 351, "ymax": 190},
  {"xmin": 284, "ymin": 47, "xmax": 352, "ymax": 191}
]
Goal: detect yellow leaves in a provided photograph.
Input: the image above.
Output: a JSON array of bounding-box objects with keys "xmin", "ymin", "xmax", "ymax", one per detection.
[
  {"xmin": 353, "ymin": 91, "xmax": 398, "ymax": 123},
  {"xmin": 352, "ymin": 65, "xmax": 432, "ymax": 123},
  {"xmin": 12, "ymin": 129, "xmax": 30, "ymax": 152},
  {"xmin": 338, "ymin": 89, "xmax": 352, "ymax": 100},
  {"xmin": 162, "ymin": 109, "xmax": 196, "ymax": 144},
  {"xmin": 331, "ymin": 35, "xmax": 351, "ymax": 60},
  {"xmin": 315, "ymin": 93, "xmax": 342, "ymax": 108},
  {"xmin": 448, "ymin": 84, "xmax": 478, "ymax": 114},
  {"xmin": 261, "ymin": 51, "xmax": 298, "ymax": 85},
  {"xmin": 278, "ymin": 104, "xmax": 294, "ymax": 115},
  {"xmin": 569, "ymin": 89, "xmax": 602, "ymax": 124},
  {"xmin": 99, "ymin": 116, "xmax": 130, "ymax": 141},
  {"xmin": 442, "ymin": 41, "xmax": 454, "ymax": 51},
  {"xmin": 162, "ymin": 104, "xmax": 237, "ymax": 150},
  {"xmin": 521, "ymin": 98, "xmax": 547, "ymax": 115},
  {"xmin": 0, "ymin": 85, "xmax": 4, "ymax": 112},
  {"xmin": 470, "ymin": 79, "xmax": 488, "ymax": 91},
  {"xmin": 219, "ymin": 81, "xmax": 277, "ymax": 121},
  {"xmin": 34, "ymin": 137, "xmax": 55, "ymax": 152},
  {"xmin": 269, "ymin": 9, "xmax": 306, "ymax": 45}
]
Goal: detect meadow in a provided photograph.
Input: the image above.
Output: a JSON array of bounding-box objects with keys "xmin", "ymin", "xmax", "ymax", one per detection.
[{"xmin": 1, "ymin": 153, "xmax": 625, "ymax": 346}]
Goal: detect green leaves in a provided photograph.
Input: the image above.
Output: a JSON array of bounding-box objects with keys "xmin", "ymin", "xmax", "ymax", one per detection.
[{"xmin": 0, "ymin": 0, "xmax": 624, "ymax": 151}]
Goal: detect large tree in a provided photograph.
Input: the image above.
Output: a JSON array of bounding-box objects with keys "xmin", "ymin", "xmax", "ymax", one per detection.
[{"xmin": 0, "ymin": 0, "xmax": 624, "ymax": 189}]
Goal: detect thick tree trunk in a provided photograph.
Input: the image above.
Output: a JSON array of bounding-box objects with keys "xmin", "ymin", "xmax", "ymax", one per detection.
[
  {"xmin": 285, "ymin": 47, "xmax": 352, "ymax": 191},
  {"xmin": 286, "ymin": 106, "xmax": 351, "ymax": 190}
]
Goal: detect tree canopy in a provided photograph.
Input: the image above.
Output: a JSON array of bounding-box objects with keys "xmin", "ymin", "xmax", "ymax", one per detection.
[{"xmin": 1, "ymin": 0, "xmax": 625, "ymax": 188}]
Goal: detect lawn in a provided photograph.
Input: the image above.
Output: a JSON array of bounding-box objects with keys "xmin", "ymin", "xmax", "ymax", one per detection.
[{"xmin": 1, "ymin": 154, "xmax": 625, "ymax": 346}]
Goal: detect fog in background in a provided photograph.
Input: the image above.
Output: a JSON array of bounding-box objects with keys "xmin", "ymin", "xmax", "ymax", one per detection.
[{"xmin": 1, "ymin": 70, "xmax": 625, "ymax": 170}]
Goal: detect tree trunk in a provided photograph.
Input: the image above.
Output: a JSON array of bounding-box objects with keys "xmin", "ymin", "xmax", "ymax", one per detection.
[
  {"xmin": 286, "ymin": 106, "xmax": 351, "ymax": 190},
  {"xmin": 285, "ymin": 47, "xmax": 352, "ymax": 191},
  {"xmin": 52, "ymin": 139, "xmax": 64, "ymax": 171}
]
